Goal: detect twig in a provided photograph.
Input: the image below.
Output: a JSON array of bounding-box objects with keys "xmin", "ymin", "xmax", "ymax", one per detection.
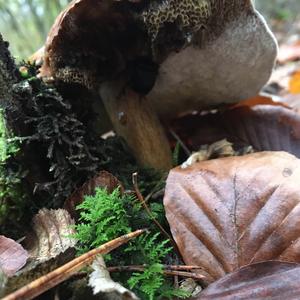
[
  {"xmin": 108, "ymin": 265, "xmax": 206, "ymax": 282},
  {"xmin": 169, "ymin": 129, "xmax": 191, "ymax": 156},
  {"xmin": 3, "ymin": 229, "xmax": 146, "ymax": 300},
  {"xmin": 132, "ymin": 172, "xmax": 180, "ymax": 255},
  {"xmin": 108, "ymin": 265, "xmax": 203, "ymax": 271},
  {"xmin": 144, "ymin": 173, "xmax": 167, "ymax": 203}
]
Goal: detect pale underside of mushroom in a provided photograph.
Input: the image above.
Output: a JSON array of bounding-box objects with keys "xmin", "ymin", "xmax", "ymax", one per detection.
[{"xmin": 148, "ymin": 9, "xmax": 278, "ymax": 118}]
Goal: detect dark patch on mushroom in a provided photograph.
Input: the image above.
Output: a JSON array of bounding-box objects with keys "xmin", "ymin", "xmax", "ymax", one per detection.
[{"xmin": 127, "ymin": 56, "xmax": 159, "ymax": 95}]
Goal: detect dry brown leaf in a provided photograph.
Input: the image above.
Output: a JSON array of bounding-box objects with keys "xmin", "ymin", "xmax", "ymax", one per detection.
[
  {"xmin": 0, "ymin": 236, "xmax": 28, "ymax": 277},
  {"xmin": 280, "ymin": 93, "xmax": 300, "ymax": 112},
  {"xmin": 221, "ymin": 103, "xmax": 300, "ymax": 155},
  {"xmin": 232, "ymin": 95, "xmax": 289, "ymax": 109},
  {"xmin": 278, "ymin": 41, "xmax": 300, "ymax": 64},
  {"xmin": 4, "ymin": 209, "xmax": 76, "ymax": 294},
  {"xmin": 164, "ymin": 151, "xmax": 300, "ymax": 282},
  {"xmin": 27, "ymin": 208, "xmax": 76, "ymax": 260},
  {"xmin": 170, "ymin": 98, "xmax": 300, "ymax": 157},
  {"xmin": 64, "ymin": 171, "xmax": 123, "ymax": 219},
  {"xmin": 197, "ymin": 261, "xmax": 300, "ymax": 300}
]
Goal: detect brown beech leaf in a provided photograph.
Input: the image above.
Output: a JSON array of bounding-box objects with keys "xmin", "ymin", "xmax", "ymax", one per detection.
[
  {"xmin": 0, "ymin": 236, "xmax": 28, "ymax": 277},
  {"xmin": 221, "ymin": 102, "xmax": 300, "ymax": 155},
  {"xmin": 64, "ymin": 171, "xmax": 123, "ymax": 219},
  {"xmin": 164, "ymin": 151, "xmax": 300, "ymax": 283},
  {"xmin": 170, "ymin": 96, "xmax": 300, "ymax": 157},
  {"xmin": 4, "ymin": 209, "xmax": 76, "ymax": 294},
  {"xmin": 197, "ymin": 261, "xmax": 300, "ymax": 300}
]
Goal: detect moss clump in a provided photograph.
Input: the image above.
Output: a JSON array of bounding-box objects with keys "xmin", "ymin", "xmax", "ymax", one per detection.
[
  {"xmin": 0, "ymin": 109, "xmax": 28, "ymax": 237},
  {"xmin": 73, "ymin": 187, "xmax": 191, "ymax": 300}
]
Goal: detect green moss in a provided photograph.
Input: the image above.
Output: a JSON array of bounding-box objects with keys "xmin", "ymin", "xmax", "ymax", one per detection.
[
  {"xmin": 0, "ymin": 109, "xmax": 28, "ymax": 237},
  {"xmin": 73, "ymin": 187, "xmax": 191, "ymax": 300}
]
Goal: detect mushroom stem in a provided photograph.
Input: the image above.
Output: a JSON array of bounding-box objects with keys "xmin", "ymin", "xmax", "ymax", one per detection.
[{"xmin": 100, "ymin": 81, "xmax": 172, "ymax": 171}]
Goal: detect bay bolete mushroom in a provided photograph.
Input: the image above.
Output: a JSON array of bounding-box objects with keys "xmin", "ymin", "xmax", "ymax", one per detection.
[{"xmin": 39, "ymin": 0, "xmax": 277, "ymax": 170}]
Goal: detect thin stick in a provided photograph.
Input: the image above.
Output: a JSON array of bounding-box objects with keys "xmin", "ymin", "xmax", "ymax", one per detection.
[
  {"xmin": 169, "ymin": 129, "xmax": 191, "ymax": 156},
  {"xmin": 108, "ymin": 266, "xmax": 206, "ymax": 282},
  {"xmin": 132, "ymin": 172, "xmax": 180, "ymax": 255},
  {"xmin": 108, "ymin": 265, "xmax": 203, "ymax": 272},
  {"xmin": 3, "ymin": 229, "xmax": 146, "ymax": 300},
  {"xmin": 144, "ymin": 174, "xmax": 166, "ymax": 203}
]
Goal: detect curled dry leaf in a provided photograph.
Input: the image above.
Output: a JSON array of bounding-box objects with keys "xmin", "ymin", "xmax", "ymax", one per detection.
[
  {"xmin": 197, "ymin": 261, "xmax": 300, "ymax": 300},
  {"xmin": 171, "ymin": 96, "xmax": 300, "ymax": 157},
  {"xmin": 0, "ymin": 236, "xmax": 28, "ymax": 277},
  {"xmin": 64, "ymin": 171, "xmax": 123, "ymax": 219},
  {"xmin": 164, "ymin": 151, "xmax": 300, "ymax": 282},
  {"xmin": 222, "ymin": 100, "xmax": 300, "ymax": 156},
  {"xmin": 180, "ymin": 278, "xmax": 202, "ymax": 298},
  {"xmin": 89, "ymin": 256, "xmax": 138, "ymax": 299},
  {"xmin": 181, "ymin": 139, "xmax": 237, "ymax": 169},
  {"xmin": 4, "ymin": 209, "xmax": 76, "ymax": 294},
  {"xmin": 28, "ymin": 208, "xmax": 76, "ymax": 261}
]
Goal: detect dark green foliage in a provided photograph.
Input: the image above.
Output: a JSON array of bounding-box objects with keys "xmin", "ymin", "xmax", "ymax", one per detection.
[
  {"xmin": 128, "ymin": 263, "xmax": 164, "ymax": 300},
  {"xmin": 0, "ymin": 109, "xmax": 29, "ymax": 237},
  {"xmin": 0, "ymin": 38, "xmax": 31, "ymax": 238},
  {"xmin": 172, "ymin": 142, "xmax": 181, "ymax": 166},
  {"xmin": 73, "ymin": 187, "xmax": 191, "ymax": 300},
  {"xmin": 126, "ymin": 233, "xmax": 187, "ymax": 300}
]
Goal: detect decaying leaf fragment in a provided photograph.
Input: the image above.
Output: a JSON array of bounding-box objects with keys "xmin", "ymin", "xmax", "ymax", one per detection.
[
  {"xmin": 4, "ymin": 209, "xmax": 76, "ymax": 293},
  {"xmin": 89, "ymin": 256, "xmax": 138, "ymax": 299},
  {"xmin": 64, "ymin": 171, "xmax": 123, "ymax": 219},
  {"xmin": 0, "ymin": 236, "xmax": 28, "ymax": 277},
  {"xmin": 181, "ymin": 139, "xmax": 238, "ymax": 169},
  {"xmin": 197, "ymin": 261, "xmax": 300, "ymax": 300},
  {"xmin": 28, "ymin": 208, "xmax": 76, "ymax": 261},
  {"xmin": 164, "ymin": 151, "xmax": 300, "ymax": 282}
]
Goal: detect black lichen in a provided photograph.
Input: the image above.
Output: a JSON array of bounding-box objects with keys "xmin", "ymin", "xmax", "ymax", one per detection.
[
  {"xmin": 11, "ymin": 73, "xmax": 101, "ymax": 207},
  {"xmin": 8, "ymin": 64, "xmax": 142, "ymax": 209}
]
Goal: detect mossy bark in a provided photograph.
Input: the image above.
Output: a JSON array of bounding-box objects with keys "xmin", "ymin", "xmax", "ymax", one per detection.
[{"xmin": 0, "ymin": 34, "xmax": 17, "ymax": 108}]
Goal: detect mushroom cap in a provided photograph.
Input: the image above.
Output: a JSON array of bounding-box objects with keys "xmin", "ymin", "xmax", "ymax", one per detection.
[{"xmin": 40, "ymin": 0, "xmax": 277, "ymax": 118}]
